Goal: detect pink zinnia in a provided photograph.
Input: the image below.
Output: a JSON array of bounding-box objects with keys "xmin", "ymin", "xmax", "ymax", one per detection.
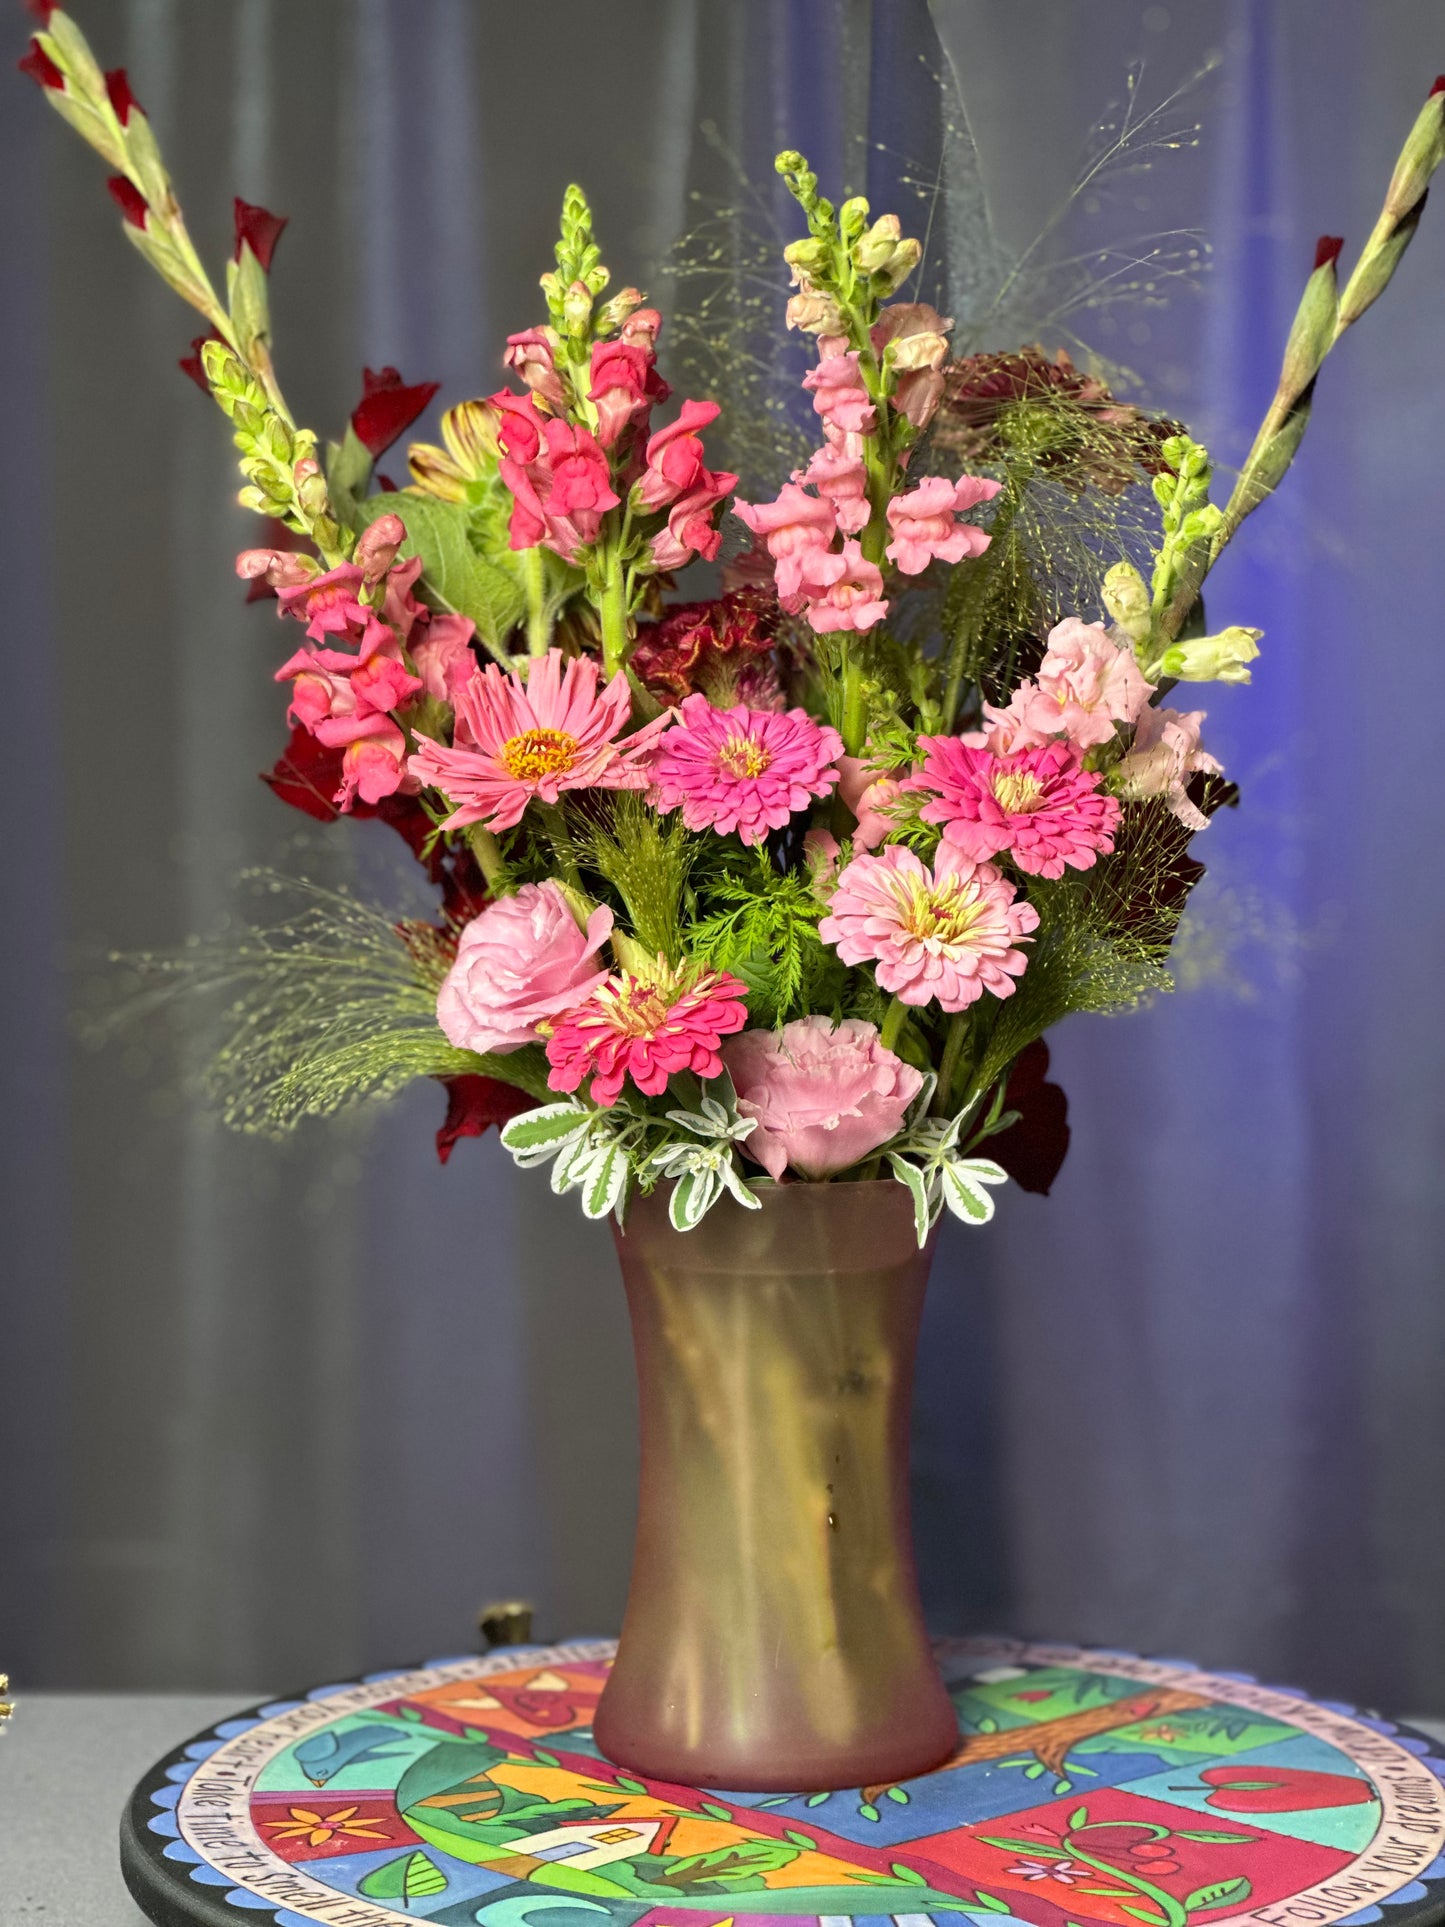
[
  {"xmin": 906, "ymin": 736, "xmax": 1121, "ymax": 878},
  {"xmin": 800, "ymin": 539, "xmax": 889, "ymax": 634},
  {"xmin": 408, "ymin": 647, "xmax": 670, "ymax": 833},
  {"xmin": 819, "ymin": 843, "xmax": 1039, "ymax": 1011},
  {"xmin": 648, "ymin": 695, "xmax": 843, "ymax": 846},
  {"xmin": 988, "ymin": 616, "xmax": 1153, "ymax": 751},
  {"xmin": 885, "ymin": 475, "xmax": 999, "ymax": 575},
  {"xmin": 545, "ymin": 961, "xmax": 750, "ymax": 1107}
]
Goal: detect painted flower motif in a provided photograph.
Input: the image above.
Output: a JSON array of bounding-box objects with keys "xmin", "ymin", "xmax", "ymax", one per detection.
[
  {"xmin": 906, "ymin": 736, "xmax": 1121, "ymax": 879},
  {"xmin": 723, "ymin": 1016, "xmax": 924, "ymax": 1179},
  {"xmin": 1007, "ymin": 1859, "xmax": 1088, "ymax": 1886},
  {"xmin": 437, "ymin": 882, "xmax": 615, "ymax": 1055},
  {"xmin": 989, "ymin": 616, "xmax": 1153, "ymax": 751},
  {"xmin": 263, "ymin": 1806, "xmax": 391, "ymax": 1849},
  {"xmin": 819, "ymin": 842, "xmax": 1038, "ymax": 1010},
  {"xmin": 409, "ymin": 647, "xmax": 670, "ymax": 832},
  {"xmin": 544, "ymin": 962, "xmax": 750, "ymax": 1107},
  {"xmin": 799, "ymin": 539, "xmax": 889, "ymax": 634},
  {"xmin": 885, "ymin": 474, "xmax": 999, "ymax": 574},
  {"xmin": 1113, "ymin": 704, "xmax": 1223, "ymax": 830},
  {"xmin": 647, "ymin": 695, "xmax": 843, "ymax": 846}
]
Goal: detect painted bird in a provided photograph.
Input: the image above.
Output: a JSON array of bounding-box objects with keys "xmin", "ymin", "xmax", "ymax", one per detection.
[{"xmin": 295, "ymin": 1722, "xmax": 415, "ymax": 1787}]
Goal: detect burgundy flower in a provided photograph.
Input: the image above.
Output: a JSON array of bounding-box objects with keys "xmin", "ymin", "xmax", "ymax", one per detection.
[
  {"xmin": 104, "ymin": 67, "xmax": 140, "ymax": 125},
  {"xmin": 233, "ymin": 196, "xmax": 288, "ymax": 271},
  {"xmin": 630, "ymin": 589, "xmax": 780, "ymax": 707},
  {"xmin": 435, "ymin": 1074, "xmax": 536, "ymax": 1164},
  {"xmin": 178, "ymin": 331, "xmax": 223, "ymax": 396},
  {"xmin": 106, "ymin": 176, "xmax": 148, "ymax": 229},
  {"xmin": 983, "ymin": 1040, "xmax": 1070, "ymax": 1195},
  {"xmin": 350, "ymin": 366, "xmax": 441, "ymax": 459},
  {"xmin": 17, "ymin": 37, "xmax": 63, "ymax": 88}
]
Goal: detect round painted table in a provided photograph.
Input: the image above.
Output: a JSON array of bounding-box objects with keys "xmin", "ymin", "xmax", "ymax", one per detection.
[{"xmin": 122, "ymin": 1638, "xmax": 1445, "ymax": 1927}]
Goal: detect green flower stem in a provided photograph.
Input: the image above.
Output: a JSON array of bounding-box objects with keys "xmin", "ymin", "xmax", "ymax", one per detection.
[
  {"xmin": 931, "ymin": 1013, "xmax": 970, "ymax": 1116},
  {"xmin": 879, "ymin": 997, "xmax": 908, "ymax": 1052},
  {"xmin": 524, "ymin": 547, "xmax": 551, "ymax": 657},
  {"xmin": 599, "ymin": 556, "xmax": 631, "ymax": 680},
  {"xmin": 466, "ymin": 824, "xmax": 508, "ymax": 892},
  {"xmin": 840, "ymin": 658, "xmax": 869, "ymax": 758},
  {"xmin": 1062, "ymin": 1827, "xmax": 1188, "ymax": 1927}
]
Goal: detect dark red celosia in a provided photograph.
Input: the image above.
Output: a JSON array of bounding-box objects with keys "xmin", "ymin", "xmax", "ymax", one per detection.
[
  {"xmin": 630, "ymin": 588, "xmax": 779, "ymax": 706},
  {"xmin": 350, "ymin": 366, "xmax": 440, "ymax": 458},
  {"xmin": 232, "ymin": 197, "xmax": 287, "ymax": 271},
  {"xmin": 17, "ymin": 37, "xmax": 63, "ymax": 88},
  {"xmin": 104, "ymin": 67, "xmax": 140, "ymax": 124},
  {"xmin": 106, "ymin": 175, "xmax": 148, "ymax": 228},
  {"xmin": 1314, "ymin": 234, "xmax": 1345, "ymax": 270}
]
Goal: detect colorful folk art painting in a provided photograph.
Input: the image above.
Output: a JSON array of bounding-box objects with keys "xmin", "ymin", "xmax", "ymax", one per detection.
[{"xmin": 134, "ymin": 1641, "xmax": 1445, "ymax": 1927}]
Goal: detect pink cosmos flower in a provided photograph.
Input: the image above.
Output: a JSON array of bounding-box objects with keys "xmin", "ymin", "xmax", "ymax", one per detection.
[
  {"xmin": 990, "ymin": 616, "xmax": 1153, "ymax": 751},
  {"xmin": 885, "ymin": 475, "xmax": 1000, "ymax": 575},
  {"xmin": 837, "ymin": 755, "xmax": 904, "ymax": 850},
  {"xmin": 732, "ymin": 483, "xmax": 838, "ymax": 604},
  {"xmin": 818, "ymin": 842, "xmax": 1039, "ymax": 1010},
  {"xmin": 504, "ymin": 326, "xmax": 566, "ymax": 409},
  {"xmin": 409, "ymin": 647, "xmax": 671, "ymax": 832},
  {"xmin": 803, "ymin": 346, "xmax": 877, "ymax": 437},
  {"xmin": 723, "ymin": 1016, "xmax": 925, "ymax": 1179},
  {"xmin": 796, "ymin": 441, "xmax": 870, "ymax": 534},
  {"xmin": 436, "ymin": 882, "xmax": 615, "ymax": 1055},
  {"xmin": 648, "ymin": 695, "xmax": 843, "ymax": 845},
  {"xmin": 906, "ymin": 736, "xmax": 1122, "ymax": 878},
  {"xmin": 544, "ymin": 962, "xmax": 750, "ymax": 1107},
  {"xmin": 635, "ymin": 399, "xmax": 722, "ymax": 510},
  {"xmin": 800, "ymin": 539, "xmax": 889, "ymax": 633},
  {"xmin": 1114, "ymin": 704, "xmax": 1222, "ymax": 830}
]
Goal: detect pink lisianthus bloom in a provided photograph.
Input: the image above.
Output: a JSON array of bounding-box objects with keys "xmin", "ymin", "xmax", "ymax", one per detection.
[
  {"xmin": 802, "ymin": 346, "xmax": 877, "ymax": 437},
  {"xmin": 649, "ymin": 469, "xmax": 739, "ymax": 569},
  {"xmin": 723, "ymin": 1016, "xmax": 925, "ymax": 1179},
  {"xmin": 503, "ymin": 326, "xmax": 566, "ymax": 410},
  {"xmin": 635, "ymin": 398, "xmax": 722, "ymax": 510},
  {"xmin": 588, "ymin": 338, "xmax": 667, "ymax": 446},
  {"xmin": 436, "ymin": 881, "xmax": 615, "ymax": 1055},
  {"xmin": 544, "ymin": 961, "xmax": 750, "ymax": 1107},
  {"xmin": 412, "ymin": 612, "xmax": 477, "ymax": 702},
  {"xmin": 648, "ymin": 694, "xmax": 843, "ymax": 845},
  {"xmin": 992, "ymin": 616, "xmax": 1154, "ymax": 751},
  {"xmin": 885, "ymin": 475, "xmax": 1000, "ymax": 575},
  {"xmin": 408, "ymin": 647, "xmax": 671, "ymax": 833},
  {"xmin": 732, "ymin": 483, "xmax": 838, "ymax": 604},
  {"xmin": 837, "ymin": 754, "xmax": 904, "ymax": 850},
  {"xmin": 796, "ymin": 441, "xmax": 870, "ymax": 534},
  {"xmin": 818, "ymin": 842, "xmax": 1039, "ymax": 1010},
  {"xmin": 800, "ymin": 539, "xmax": 889, "ymax": 634},
  {"xmin": 1113, "ymin": 704, "xmax": 1222, "ymax": 830},
  {"xmin": 275, "ymin": 561, "xmax": 370, "ymax": 643},
  {"xmin": 906, "ymin": 736, "xmax": 1121, "ymax": 878}
]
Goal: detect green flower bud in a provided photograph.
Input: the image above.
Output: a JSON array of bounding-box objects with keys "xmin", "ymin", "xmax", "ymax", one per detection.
[
  {"xmin": 783, "ymin": 236, "xmax": 830, "ymax": 278},
  {"xmin": 1157, "ymin": 625, "xmax": 1263, "ymax": 685},
  {"xmin": 1102, "ymin": 561, "xmax": 1152, "ymax": 645},
  {"xmin": 852, "ymin": 213, "xmax": 903, "ymax": 273},
  {"xmin": 562, "ymin": 277, "xmax": 593, "ymax": 337}
]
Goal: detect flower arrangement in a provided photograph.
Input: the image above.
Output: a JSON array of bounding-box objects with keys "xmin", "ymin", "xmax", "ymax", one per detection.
[{"xmin": 23, "ymin": 12, "xmax": 1445, "ymax": 1240}]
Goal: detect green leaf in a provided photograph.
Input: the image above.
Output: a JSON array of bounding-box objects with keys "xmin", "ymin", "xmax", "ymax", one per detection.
[
  {"xmin": 1068, "ymin": 1805, "xmax": 1089, "ymax": 1828},
  {"xmin": 531, "ymin": 1748, "xmax": 560, "ymax": 1767},
  {"xmin": 1054, "ymin": 1779, "xmax": 1072, "ymax": 1794},
  {"xmin": 1024, "ymin": 1762, "xmax": 1046, "ymax": 1779},
  {"xmin": 858, "ymin": 1802, "xmax": 881, "ymax": 1822},
  {"xmin": 976, "ymin": 1835, "xmax": 1068, "ymax": 1858},
  {"xmin": 969, "ymin": 1890, "xmax": 1014, "ymax": 1914},
  {"xmin": 1174, "ymin": 1830, "xmax": 1256, "ymax": 1844},
  {"xmin": 805, "ymin": 1791, "xmax": 831, "ymax": 1807},
  {"xmin": 500, "ymin": 1105, "xmax": 589, "ymax": 1155},
  {"xmin": 976, "ymin": 1716, "xmax": 999, "ymax": 1734},
  {"xmin": 699, "ymin": 1801, "xmax": 733, "ymax": 1820},
  {"xmin": 889, "ymin": 1862, "xmax": 927, "ymax": 1885},
  {"xmin": 888, "ymin": 1154, "xmax": 934, "ymax": 1247},
  {"xmin": 359, "ymin": 1848, "xmax": 449, "ymax": 1902},
  {"xmin": 355, "ymin": 492, "xmax": 523, "ymax": 656},
  {"xmin": 886, "ymin": 1785, "xmax": 910, "ymax": 1804},
  {"xmin": 397, "ymin": 1704, "xmax": 423, "ymax": 1722},
  {"xmin": 941, "ymin": 1159, "xmax": 999, "ymax": 1224},
  {"xmin": 785, "ymin": 1830, "xmax": 817, "ymax": 1849},
  {"xmin": 1183, "ymin": 1880, "xmax": 1252, "ymax": 1914},
  {"xmin": 582, "ymin": 1143, "xmax": 628, "ymax": 1220},
  {"xmin": 615, "ymin": 1775, "xmax": 648, "ymax": 1794}
]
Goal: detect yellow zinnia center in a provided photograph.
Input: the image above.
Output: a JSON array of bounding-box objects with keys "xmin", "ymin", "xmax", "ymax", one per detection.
[
  {"xmin": 992, "ymin": 769, "xmax": 1045, "ymax": 813},
  {"xmin": 717, "ymin": 734, "xmax": 772, "ymax": 779},
  {"xmin": 500, "ymin": 727, "xmax": 580, "ymax": 781},
  {"xmin": 897, "ymin": 877, "xmax": 986, "ymax": 949}
]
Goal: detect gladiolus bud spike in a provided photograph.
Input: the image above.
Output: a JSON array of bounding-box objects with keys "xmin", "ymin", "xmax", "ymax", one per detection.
[
  {"xmin": 17, "ymin": 38, "xmax": 63, "ymax": 88},
  {"xmin": 233, "ymin": 197, "xmax": 287, "ymax": 271},
  {"xmin": 1314, "ymin": 234, "xmax": 1344, "ymax": 270},
  {"xmin": 106, "ymin": 174, "xmax": 148, "ymax": 229},
  {"xmin": 104, "ymin": 66, "xmax": 139, "ymax": 124}
]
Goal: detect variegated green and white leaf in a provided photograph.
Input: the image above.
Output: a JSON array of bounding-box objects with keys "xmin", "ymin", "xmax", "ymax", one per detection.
[
  {"xmin": 718, "ymin": 1159, "xmax": 763, "ymax": 1211},
  {"xmin": 888, "ymin": 1154, "xmax": 936, "ymax": 1247},
  {"xmin": 582, "ymin": 1145, "xmax": 629, "ymax": 1221},
  {"xmin": 939, "ymin": 1157, "xmax": 1008, "ymax": 1225},
  {"xmin": 500, "ymin": 1103, "xmax": 592, "ymax": 1161},
  {"xmin": 670, "ymin": 1166, "xmax": 721, "ymax": 1231},
  {"xmin": 551, "ymin": 1132, "xmax": 600, "ymax": 1194}
]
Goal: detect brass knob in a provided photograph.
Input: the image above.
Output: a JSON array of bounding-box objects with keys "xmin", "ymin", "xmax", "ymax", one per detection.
[{"xmin": 478, "ymin": 1601, "xmax": 534, "ymax": 1650}]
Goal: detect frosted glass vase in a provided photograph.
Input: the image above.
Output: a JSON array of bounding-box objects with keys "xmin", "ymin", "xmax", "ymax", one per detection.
[{"xmin": 593, "ymin": 1178, "xmax": 956, "ymax": 1791}]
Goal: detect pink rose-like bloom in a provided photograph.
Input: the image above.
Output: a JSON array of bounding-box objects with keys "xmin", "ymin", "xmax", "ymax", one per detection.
[
  {"xmin": 437, "ymin": 881, "xmax": 615, "ymax": 1055},
  {"xmin": 885, "ymin": 475, "xmax": 1000, "ymax": 575},
  {"xmin": 723, "ymin": 1016, "xmax": 925, "ymax": 1179},
  {"xmin": 993, "ymin": 617, "xmax": 1153, "ymax": 751},
  {"xmin": 800, "ymin": 539, "xmax": 889, "ymax": 634},
  {"xmin": 819, "ymin": 842, "xmax": 1039, "ymax": 1011},
  {"xmin": 648, "ymin": 695, "xmax": 843, "ymax": 846},
  {"xmin": 803, "ymin": 346, "xmax": 877, "ymax": 437},
  {"xmin": 635, "ymin": 398, "xmax": 722, "ymax": 510},
  {"xmin": 797, "ymin": 441, "xmax": 870, "ymax": 534},
  {"xmin": 906, "ymin": 736, "xmax": 1121, "ymax": 879},
  {"xmin": 1114, "ymin": 704, "xmax": 1222, "ymax": 830},
  {"xmin": 409, "ymin": 647, "xmax": 671, "ymax": 832},
  {"xmin": 837, "ymin": 754, "xmax": 903, "ymax": 850},
  {"xmin": 545, "ymin": 963, "xmax": 750, "ymax": 1107},
  {"xmin": 504, "ymin": 326, "xmax": 566, "ymax": 409},
  {"xmin": 732, "ymin": 483, "xmax": 838, "ymax": 604}
]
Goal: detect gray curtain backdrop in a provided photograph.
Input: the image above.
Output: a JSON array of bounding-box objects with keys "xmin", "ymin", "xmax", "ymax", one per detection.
[{"xmin": 3, "ymin": 0, "xmax": 1443, "ymax": 1712}]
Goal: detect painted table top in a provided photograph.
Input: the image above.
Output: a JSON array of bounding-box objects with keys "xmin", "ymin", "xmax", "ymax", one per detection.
[{"xmin": 122, "ymin": 1638, "xmax": 1445, "ymax": 1927}]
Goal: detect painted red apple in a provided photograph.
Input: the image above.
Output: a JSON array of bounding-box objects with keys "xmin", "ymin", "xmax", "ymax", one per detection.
[{"xmin": 1199, "ymin": 1765, "xmax": 1375, "ymax": 1812}]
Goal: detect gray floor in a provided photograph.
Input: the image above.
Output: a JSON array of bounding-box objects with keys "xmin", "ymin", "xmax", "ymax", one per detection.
[{"xmin": 5, "ymin": 1695, "xmax": 1445, "ymax": 1926}]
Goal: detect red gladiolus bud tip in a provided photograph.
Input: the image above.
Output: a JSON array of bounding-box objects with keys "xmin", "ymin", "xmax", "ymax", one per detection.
[
  {"xmin": 1313, "ymin": 235, "xmax": 1344, "ymax": 270},
  {"xmin": 1430, "ymin": 76, "xmax": 1445, "ymax": 97},
  {"xmin": 233, "ymin": 197, "xmax": 288, "ymax": 272},
  {"xmin": 25, "ymin": 0, "xmax": 58, "ymax": 20},
  {"xmin": 104, "ymin": 67, "xmax": 140, "ymax": 124},
  {"xmin": 106, "ymin": 175, "xmax": 148, "ymax": 229},
  {"xmin": 17, "ymin": 37, "xmax": 63, "ymax": 88},
  {"xmin": 178, "ymin": 334, "xmax": 219, "ymax": 395}
]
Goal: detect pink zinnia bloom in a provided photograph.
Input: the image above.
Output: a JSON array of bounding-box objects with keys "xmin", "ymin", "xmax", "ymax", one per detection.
[
  {"xmin": 408, "ymin": 647, "xmax": 670, "ymax": 833},
  {"xmin": 1114, "ymin": 704, "xmax": 1222, "ymax": 831},
  {"xmin": 437, "ymin": 882, "xmax": 615, "ymax": 1055},
  {"xmin": 818, "ymin": 842, "xmax": 1039, "ymax": 1011},
  {"xmin": 545, "ymin": 961, "xmax": 750, "ymax": 1107},
  {"xmin": 802, "ymin": 346, "xmax": 877, "ymax": 437},
  {"xmin": 801, "ymin": 539, "xmax": 889, "ymax": 634},
  {"xmin": 991, "ymin": 616, "xmax": 1153, "ymax": 751},
  {"xmin": 797, "ymin": 441, "xmax": 870, "ymax": 534},
  {"xmin": 635, "ymin": 399, "xmax": 721, "ymax": 510},
  {"xmin": 724, "ymin": 1016, "xmax": 924, "ymax": 1179},
  {"xmin": 732, "ymin": 483, "xmax": 837, "ymax": 604},
  {"xmin": 906, "ymin": 736, "xmax": 1122, "ymax": 878},
  {"xmin": 648, "ymin": 694, "xmax": 843, "ymax": 846},
  {"xmin": 885, "ymin": 475, "xmax": 999, "ymax": 575}
]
